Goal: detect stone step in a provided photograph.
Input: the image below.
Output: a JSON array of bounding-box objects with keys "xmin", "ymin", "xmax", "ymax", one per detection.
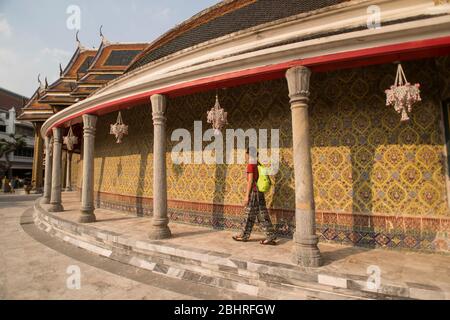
[
  {"xmin": 35, "ymin": 215, "xmax": 371, "ymax": 300},
  {"xmin": 33, "ymin": 200, "xmax": 417, "ymax": 300}
]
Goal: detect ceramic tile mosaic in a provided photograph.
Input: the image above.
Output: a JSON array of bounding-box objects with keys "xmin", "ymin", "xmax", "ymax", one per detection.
[{"xmin": 75, "ymin": 58, "xmax": 450, "ymax": 251}]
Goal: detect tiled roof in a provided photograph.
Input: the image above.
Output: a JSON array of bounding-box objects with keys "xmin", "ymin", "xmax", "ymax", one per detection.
[
  {"xmin": 61, "ymin": 47, "xmax": 98, "ymax": 79},
  {"xmin": 17, "ymin": 89, "xmax": 54, "ymax": 122},
  {"xmin": 128, "ymin": 0, "xmax": 345, "ymax": 71},
  {"xmin": 71, "ymin": 42, "xmax": 146, "ymax": 99},
  {"xmin": 104, "ymin": 49, "xmax": 142, "ymax": 66},
  {"xmin": 87, "ymin": 42, "xmax": 146, "ymax": 72}
]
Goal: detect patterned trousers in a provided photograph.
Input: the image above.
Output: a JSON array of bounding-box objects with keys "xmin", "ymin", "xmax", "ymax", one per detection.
[{"xmin": 240, "ymin": 189, "xmax": 276, "ymax": 241}]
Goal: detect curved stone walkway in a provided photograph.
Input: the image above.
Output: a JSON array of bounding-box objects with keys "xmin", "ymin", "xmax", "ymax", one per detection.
[{"xmin": 0, "ymin": 194, "xmax": 257, "ymax": 300}]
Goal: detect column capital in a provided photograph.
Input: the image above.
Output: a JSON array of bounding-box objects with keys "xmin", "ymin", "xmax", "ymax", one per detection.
[
  {"xmin": 52, "ymin": 127, "xmax": 62, "ymax": 142},
  {"xmin": 151, "ymin": 94, "xmax": 167, "ymax": 113},
  {"xmin": 151, "ymin": 94, "xmax": 167, "ymax": 125},
  {"xmin": 82, "ymin": 114, "xmax": 98, "ymax": 129},
  {"xmin": 285, "ymin": 66, "xmax": 311, "ymax": 107},
  {"xmin": 83, "ymin": 114, "xmax": 97, "ymax": 136}
]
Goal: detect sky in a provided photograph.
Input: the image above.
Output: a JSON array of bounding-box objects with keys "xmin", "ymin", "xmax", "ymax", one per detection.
[{"xmin": 0, "ymin": 0, "xmax": 219, "ymax": 97}]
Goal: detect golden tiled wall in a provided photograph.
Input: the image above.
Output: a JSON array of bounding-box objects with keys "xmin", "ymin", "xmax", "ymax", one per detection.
[
  {"xmin": 71, "ymin": 152, "xmax": 81, "ymax": 189},
  {"xmin": 309, "ymin": 59, "xmax": 448, "ymax": 216},
  {"xmin": 92, "ymin": 58, "xmax": 450, "ymax": 217}
]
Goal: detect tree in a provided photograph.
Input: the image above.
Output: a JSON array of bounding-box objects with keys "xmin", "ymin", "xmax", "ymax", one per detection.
[{"xmin": 0, "ymin": 134, "xmax": 27, "ymax": 179}]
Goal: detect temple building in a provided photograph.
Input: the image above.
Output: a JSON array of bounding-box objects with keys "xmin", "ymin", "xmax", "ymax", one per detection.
[
  {"xmin": 19, "ymin": 33, "xmax": 145, "ymax": 193},
  {"xmin": 34, "ymin": 0, "xmax": 450, "ymax": 267}
]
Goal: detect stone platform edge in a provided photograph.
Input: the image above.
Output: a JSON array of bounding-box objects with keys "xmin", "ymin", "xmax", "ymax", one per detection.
[{"xmin": 33, "ymin": 198, "xmax": 449, "ymax": 300}]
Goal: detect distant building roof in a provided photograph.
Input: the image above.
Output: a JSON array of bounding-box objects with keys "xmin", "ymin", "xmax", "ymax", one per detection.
[{"xmin": 0, "ymin": 87, "xmax": 29, "ymax": 114}]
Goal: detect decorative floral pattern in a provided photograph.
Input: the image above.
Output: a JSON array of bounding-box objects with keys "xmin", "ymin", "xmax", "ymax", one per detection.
[
  {"xmin": 74, "ymin": 58, "xmax": 450, "ymax": 251},
  {"xmin": 90, "ymin": 59, "xmax": 449, "ymax": 218}
]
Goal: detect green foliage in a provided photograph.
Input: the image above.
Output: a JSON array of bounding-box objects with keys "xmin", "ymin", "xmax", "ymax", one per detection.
[{"xmin": 0, "ymin": 134, "xmax": 27, "ymax": 179}]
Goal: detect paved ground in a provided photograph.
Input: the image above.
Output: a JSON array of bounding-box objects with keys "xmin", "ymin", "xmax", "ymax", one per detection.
[
  {"xmin": 45, "ymin": 192, "xmax": 450, "ymax": 296},
  {"xmin": 0, "ymin": 194, "xmax": 256, "ymax": 300}
]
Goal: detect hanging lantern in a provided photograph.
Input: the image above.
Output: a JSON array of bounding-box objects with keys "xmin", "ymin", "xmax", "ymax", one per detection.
[
  {"xmin": 63, "ymin": 126, "xmax": 78, "ymax": 151},
  {"xmin": 207, "ymin": 93, "xmax": 228, "ymax": 135},
  {"xmin": 110, "ymin": 111, "xmax": 128, "ymax": 143},
  {"xmin": 385, "ymin": 64, "xmax": 421, "ymax": 122}
]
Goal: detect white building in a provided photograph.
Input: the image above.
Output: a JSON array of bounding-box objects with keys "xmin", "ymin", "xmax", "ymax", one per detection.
[{"xmin": 0, "ymin": 87, "xmax": 34, "ymax": 178}]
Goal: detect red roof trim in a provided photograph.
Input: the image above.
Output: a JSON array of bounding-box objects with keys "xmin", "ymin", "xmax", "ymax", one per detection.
[{"xmin": 46, "ymin": 35, "xmax": 450, "ymax": 135}]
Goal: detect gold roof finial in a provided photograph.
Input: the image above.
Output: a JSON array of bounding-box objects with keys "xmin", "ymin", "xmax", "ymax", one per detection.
[
  {"xmin": 45, "ymin": 76, "xmax": 49, "ymax": 89},
  {"xmin": 59, "ymin": 63, "xmax": 63, "ymax": 76},
  {"xmin": 99, "ymin": 25, "xmax": 109, "ymax": 45},
  {"xmin": 76, "ymin": 30, "xmax": 81, "ymax": 47},
  {"xmin": 75, "ymin": 30, "xmax": 87, "ymax": 51}
]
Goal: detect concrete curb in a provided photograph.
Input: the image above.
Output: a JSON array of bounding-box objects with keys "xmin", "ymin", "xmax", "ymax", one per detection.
[{"xmin": 33, "ymin": 197, "xmax": 448, "ymax": 300}]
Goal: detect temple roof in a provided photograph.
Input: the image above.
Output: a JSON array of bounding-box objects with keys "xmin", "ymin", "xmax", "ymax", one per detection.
[
  {"xmin": 127, "ymin": 0, "xmax": 346, "ymax": 71},
  {"xmin": 37, "ymin": 45, "xmax": 98, "ymax": 108},
  {"xmin": 61, "ymin": 46, "xmax": 98, "ymax": 79},
  {"xmin": 72, "ymin": 40, "xmax": 146, "ymax": 98},
  {"xmin": 17, "ymin": 88, "xmax": 54, "ymax": 122},
  {"xmin": 22, "ymin": 35, "xmax": 146, "ymax": 116}
]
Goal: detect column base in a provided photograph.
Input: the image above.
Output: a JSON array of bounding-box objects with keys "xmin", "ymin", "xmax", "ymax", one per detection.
[
  {"xmin": 78, "ymin": 210, "xmax": 96, "ymax": 223},
  {"xmin": 292, "ymin": 234, "xmax": 322, "ymax": 268},
  {"xmin": 31, "ymin": 188, "xmax": 43, "ymax": 194},
  {"xmin": 65, "ymin": 187, "xmax": 73, "ymax": 192},
  {"xmin": 48, "ymin": 203, "xmax": 64, "ymax": 212},
  {"xmin": 41, "ymin": 197, "xmax": 50, "ymax": 204},
  {"xmin": 148, "ymin": 225, "xmax": 171, "ymax": 240}
]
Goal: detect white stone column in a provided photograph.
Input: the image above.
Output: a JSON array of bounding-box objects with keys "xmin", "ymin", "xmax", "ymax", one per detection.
[
  {"xmin": 42, "ymin": 135, "xmax": 53, "ymax": 204},
  {"xmin": 65, "ymin": 151, "xmax": 73, "ymax": 191},
  {"xmin": 79, "ymin": 114, "xmax": 97, "ymax": 223},
  {"xmin": 148, "ymin": 94, "xmax": 171, "ymax": 239},
  {"xmin": 48, "ymin": 128, "xmax": 64, "ymax": 212},
  {"xmin": 285, "ymin": 66, "xmax": 322, "ymax": 267}
]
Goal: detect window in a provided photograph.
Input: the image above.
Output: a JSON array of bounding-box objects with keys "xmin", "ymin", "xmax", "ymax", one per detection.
[
  {"xmin": 16, "ymin": 126, "xmax": 34, "ymax": 137},
  {"xmin": 0, "ymin": 125, "xmax": 5, "ymax": 132},
  {"xmin": 14, "ymin": 147, "xmax": 34, "ymax": 158}
]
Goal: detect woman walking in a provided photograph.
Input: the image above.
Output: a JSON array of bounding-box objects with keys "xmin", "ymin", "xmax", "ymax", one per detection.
[{"xmin": 232, "ymin": 147, "xmax": 277, "ymax": 245}]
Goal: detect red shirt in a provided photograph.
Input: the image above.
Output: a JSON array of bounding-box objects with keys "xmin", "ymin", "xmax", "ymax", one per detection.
[{"xmin": 247, "ymin": 164, "xmax": 259, "ymax": 191}]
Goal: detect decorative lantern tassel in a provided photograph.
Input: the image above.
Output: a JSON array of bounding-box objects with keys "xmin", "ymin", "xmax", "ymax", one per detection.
[
  {"xmin": 207, "ymin": 93, "xmax": 228, "ymax": 135},
  {"xmin": 110, "ymin": 111, "xmax": 128, "ymax": 143},
  {"xmin": 63, "ymin": 125, "xmax": 78, "ymax": 151},
  {"xmin": 385, "ymin": 64, "xmax": 421, "ymax": 122}
]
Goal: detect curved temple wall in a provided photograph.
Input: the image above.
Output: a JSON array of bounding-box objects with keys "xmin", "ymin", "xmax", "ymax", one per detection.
[{"xmin": 74, "ymin": 58, "xmax": 450, "ymax": 252}]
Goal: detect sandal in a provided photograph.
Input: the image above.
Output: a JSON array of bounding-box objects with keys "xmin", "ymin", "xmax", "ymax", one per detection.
[
  {"xmin": 260, "ymin": 239, "xmax": 277, "ymax": 246},
  {"xmin": 232, "ymin": 235, "xmax": 248, "ymax": 242}
]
